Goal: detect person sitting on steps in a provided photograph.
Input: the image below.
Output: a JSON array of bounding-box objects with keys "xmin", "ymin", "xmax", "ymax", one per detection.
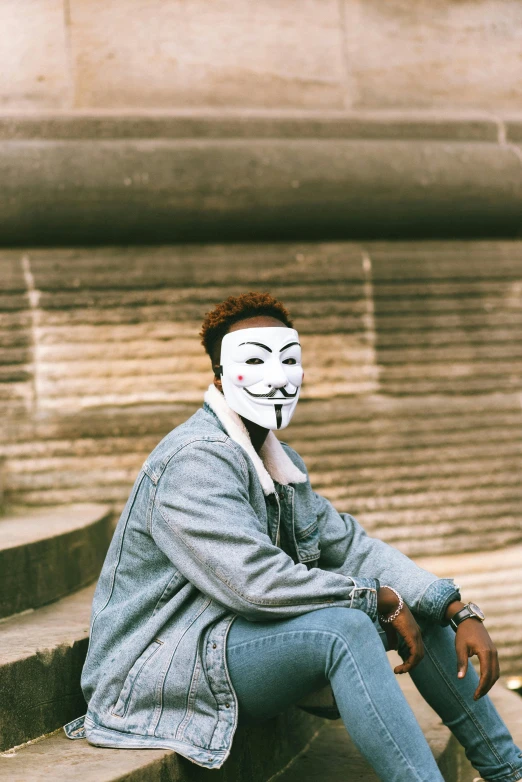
[{"xmin": 66, "ymin": 291, "xmax": 522, "ymax": 782}]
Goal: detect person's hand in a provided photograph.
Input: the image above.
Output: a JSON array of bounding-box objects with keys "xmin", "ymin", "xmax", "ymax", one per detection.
[
  {"xmin": 445, "ymin": 601, "xmax": 500, "ymax": 699},
  {"xmin": 455, "ymin": 620, "xmax": 499, "ymax": 699},
  {"xmin": 377, "ymin": 587, "xmax": 424, "ymax": 674}
]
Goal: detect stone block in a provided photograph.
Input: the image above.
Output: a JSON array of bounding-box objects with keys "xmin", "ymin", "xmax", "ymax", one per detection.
[
  {"xmin": 68, "ymin": 0, "xmax": 345, "ymax": 110},
  {"xmin": 0, "ymin": 0, "xmax": 71, "ymax": 110},
  {"xmin": 0, "ymin": 503, "xmax": 112, "ymax": 619},
  {"xmin": 343, "ymin": 0, "xmax": 522, "ymax": 111}
]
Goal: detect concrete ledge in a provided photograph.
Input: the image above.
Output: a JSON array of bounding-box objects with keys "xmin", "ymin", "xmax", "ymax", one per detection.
[
  {"xmin": 0, "ymin": 504, "xmax": 112, "ymax": 619},
  {"xmin": 0, "ymin": 109, "xmax": 501, "ymax": 141},
  {"xmin": 1, "ymin": 111, "xmax": 521, "ymax": 244}
]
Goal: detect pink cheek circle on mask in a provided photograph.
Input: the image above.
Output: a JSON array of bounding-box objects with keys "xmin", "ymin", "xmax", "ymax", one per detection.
[{"xmin": 231, "ymin": 367, "xmax": 260, "ymax": 387}]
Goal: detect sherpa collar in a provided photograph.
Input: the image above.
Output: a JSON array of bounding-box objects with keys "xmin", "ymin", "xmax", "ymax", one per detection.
[{"xmin": 203, "ymin": 383, "xmax": 307, "ymax": 496}]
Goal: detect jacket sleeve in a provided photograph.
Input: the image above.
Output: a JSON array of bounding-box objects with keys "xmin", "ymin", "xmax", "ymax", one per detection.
[
  {"xmin": 282, "ymin": 445, "xmax": 461, "ymax": 626},
  {"xmin": 314, "ymin": 493, "xmax": 461, "ymax": 625},
  {"xmin": 151, "ymin": 437, "xmax": 379, "ymax": 622}
]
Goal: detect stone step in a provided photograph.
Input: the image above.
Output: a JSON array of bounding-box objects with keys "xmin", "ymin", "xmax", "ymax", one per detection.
[
  {"xmin": 0, "ymin": 702, "xmax": 324, "ymax": 782},
  {"xmin": 0, "ymin": 503, "xmax": 112, "ymax": 620},
  {"xmin": 0, "ymin": 583, "xmax": 95, "ymax": 751}
]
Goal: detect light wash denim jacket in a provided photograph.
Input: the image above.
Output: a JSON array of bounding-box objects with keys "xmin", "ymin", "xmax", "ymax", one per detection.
[{"xmin": 64, "ymin": 385, "xmax": 460, "ymax": 769}]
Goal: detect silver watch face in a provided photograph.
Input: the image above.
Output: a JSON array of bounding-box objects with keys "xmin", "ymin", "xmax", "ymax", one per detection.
[{"xmin": 468, "ymin": 602, "xmax": 485, "ymax": 621}]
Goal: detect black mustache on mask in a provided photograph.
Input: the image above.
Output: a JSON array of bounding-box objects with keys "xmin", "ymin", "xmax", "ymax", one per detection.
[{"xmin": 244, "ymin": 386, "xmax": 298, "ymax": 399}]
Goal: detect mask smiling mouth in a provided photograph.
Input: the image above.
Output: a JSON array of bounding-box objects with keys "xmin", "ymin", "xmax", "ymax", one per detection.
[{"xmin": 244, "ymin": 387, "xmax": 298, "ymax": 399}]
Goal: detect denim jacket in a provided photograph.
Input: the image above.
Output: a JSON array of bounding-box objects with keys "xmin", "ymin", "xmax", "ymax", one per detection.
[{"xmin": 63, "ymin": 384, "xmax": 460, "ymax": 769}]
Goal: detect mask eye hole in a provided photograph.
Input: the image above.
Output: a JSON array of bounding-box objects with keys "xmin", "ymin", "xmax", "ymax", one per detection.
[
  {"xmin": 245, "ymin": 358, "xmax": 264, "ymax": 365},
  {"xmin": 282, "ymin": 358, "xmax": 297, "ymax": 365}
]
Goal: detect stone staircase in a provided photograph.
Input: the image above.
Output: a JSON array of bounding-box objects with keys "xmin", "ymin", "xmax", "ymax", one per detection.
[{"xmin": 0, "ymin": 504, "xmax": 112, "ymax": 750}]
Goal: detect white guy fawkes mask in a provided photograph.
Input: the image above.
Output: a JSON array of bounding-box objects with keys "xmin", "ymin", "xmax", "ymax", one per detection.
[{"xmin": 219, "ymin": 327, "xmax": 303, "ymax": 430}]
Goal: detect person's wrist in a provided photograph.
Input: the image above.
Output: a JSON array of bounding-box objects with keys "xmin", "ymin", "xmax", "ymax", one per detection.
[
  {"xmin": 377, "ymin": 586, "xmax": 401, "ymax": 616},
  {"xmin": 444, "ymin": 600, "xmax": 466, "ymax": 623}
]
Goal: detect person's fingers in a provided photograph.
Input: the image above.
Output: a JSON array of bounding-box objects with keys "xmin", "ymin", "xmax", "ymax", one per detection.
[
  {"xmin": 493, "ymin": 650, "xmax": 501, "ymax": 684},
  {"xmin": 455, "ymin": 635, "xmax": 469, "ymax": 680},
  {"xmin": 393, "ymin": 631, "xmax": 414, "ymax": 673},
  {"xmin": 474, "ymin": 649, "xmax": 496, "ymax": 699},
  {"xmin": 384, "ymin": 623, "xmax": 398, "ymax": 651},
  {"xmin": 394, "ymin": 631, "xmax": 424, "ymax": 674}
]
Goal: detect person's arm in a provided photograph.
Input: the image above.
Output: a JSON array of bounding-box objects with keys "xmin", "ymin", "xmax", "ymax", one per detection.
[
  {"xmin": 150, "ymin": 437, "xmax": 379, "ymax": 622},
  {"xmin": 316, "ymin": 494, "xmax": 461, "ymax": 624},
  {"xmin": 281, "ymin": 444, "xmax": 460, "ymax": 625}
]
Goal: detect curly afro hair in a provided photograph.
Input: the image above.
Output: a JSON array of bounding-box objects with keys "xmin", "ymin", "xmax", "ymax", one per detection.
[{"xmin": 199, "ymin": 291, "xmax": 294, "ymax": 375}]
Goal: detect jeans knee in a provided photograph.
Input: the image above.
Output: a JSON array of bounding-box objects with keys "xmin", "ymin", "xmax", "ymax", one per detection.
[
  {"xmin": 311, "ymin": 606, "xmax": 379, "ymax": 644},
  {"xmin": 311, "ymin": 608, "xmax": 381, "ymax": 676}
]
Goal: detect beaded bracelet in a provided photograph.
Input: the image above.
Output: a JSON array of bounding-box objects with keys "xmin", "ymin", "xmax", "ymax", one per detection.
[{"xmin": 378, "ymin": 585, "xmax": 404, "ymax": 624}]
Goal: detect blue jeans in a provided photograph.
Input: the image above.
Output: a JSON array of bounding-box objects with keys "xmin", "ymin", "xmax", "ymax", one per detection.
[{"xmin": 226, "ymin": 606, "xmax": 522, "ymax": 782}]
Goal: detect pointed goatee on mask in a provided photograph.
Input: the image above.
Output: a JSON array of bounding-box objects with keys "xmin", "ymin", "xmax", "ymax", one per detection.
[{"xmin": 219, "ymin": 327, "xmax": 304, "ymax": 430}]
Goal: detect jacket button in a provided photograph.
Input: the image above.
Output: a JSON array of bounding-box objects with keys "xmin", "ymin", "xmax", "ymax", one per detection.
[
  {"xmin": 212, "ymin": 643, "xmax": 217, "ymax": 648},
  {"xmin": 225, "ymin": 702, "xmax": 230, "ymax": 708}
]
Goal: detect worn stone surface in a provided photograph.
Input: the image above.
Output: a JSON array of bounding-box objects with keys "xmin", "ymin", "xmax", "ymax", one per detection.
[
  {"xmin": 1, "ymin": 242, "xmax": 521, "ymax": 565},
  {"xmin": 0, "ymin": 504, "xmax": 112, "ymax": 619},
  {"xmin": 3, "ymin": 3, "xmax": 522, "ymax": 113},
  {"xmin": 505, "ymin": 117, "xmax": 522, "ymax": 143}
]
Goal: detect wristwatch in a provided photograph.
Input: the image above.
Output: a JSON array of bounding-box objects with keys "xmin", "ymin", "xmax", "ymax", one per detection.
[{"xmin": 449, "ymin": 602, "xmax": 486, "ymax": 632}]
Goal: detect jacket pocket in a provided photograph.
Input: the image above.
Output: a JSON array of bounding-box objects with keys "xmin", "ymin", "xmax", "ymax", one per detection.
[
  {"xmin": 295, "ymin": 519, "xmax": 321, "ymax": 565},
  {"xmin": 111, "ymin": 639, "xmax": 164, "ymax": 719}
]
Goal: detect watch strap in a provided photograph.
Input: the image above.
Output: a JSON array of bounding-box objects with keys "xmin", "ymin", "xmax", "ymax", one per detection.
[{"xmin": 450, "ymin": 603, "xmax": 483, "ymax": 632}]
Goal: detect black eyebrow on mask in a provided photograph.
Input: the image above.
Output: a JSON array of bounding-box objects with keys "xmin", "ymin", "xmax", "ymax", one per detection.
[
  {"xmin": 279, "ymin": 342, "xmax": 300, "ymax": 352},
  {"xmin": 237, "ymin": 341, "xmax": 272, "ymax": 352}
]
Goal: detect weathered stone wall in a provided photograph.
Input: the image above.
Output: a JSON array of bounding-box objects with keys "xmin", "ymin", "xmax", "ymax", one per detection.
[
  {"xmin": 2, "ymin": 1, "xmax": 522, "ymax": 112},
  {"xmin": 2, "ymin": 241, "xmax": 521, "ymax": 558}
]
